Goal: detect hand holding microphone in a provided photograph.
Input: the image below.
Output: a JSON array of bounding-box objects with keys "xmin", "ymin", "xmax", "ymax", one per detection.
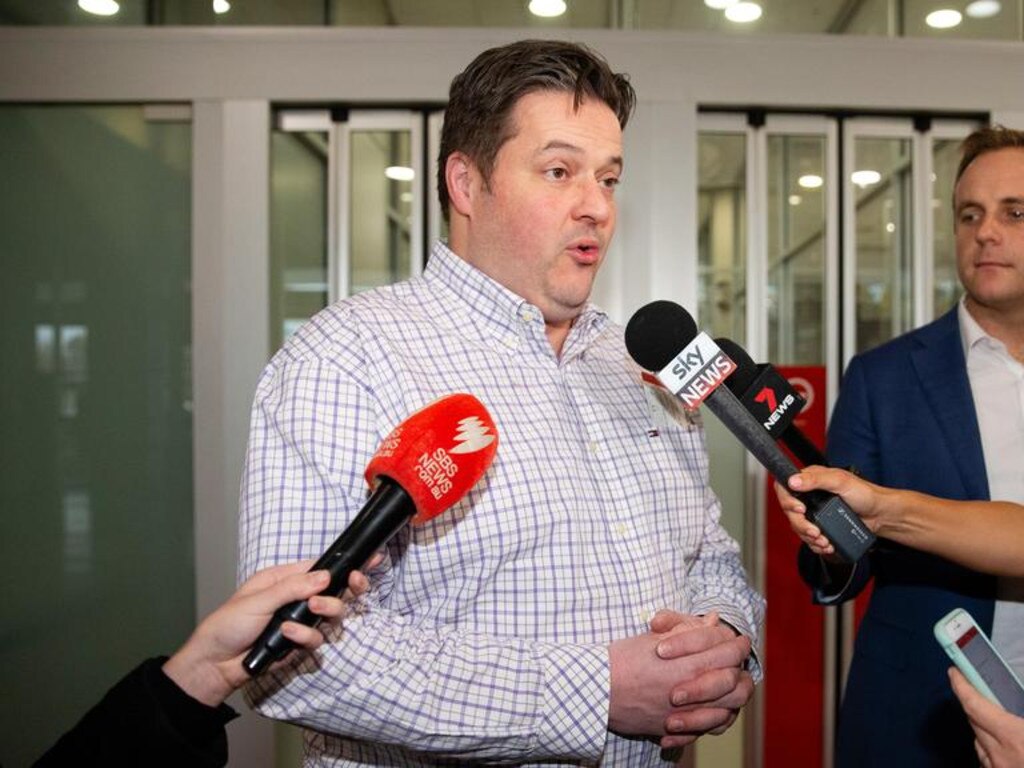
[
  {"xmin": 243, "ymin": 393, "xmax": 498, "ymax": 676},
  {"xmin": 624, "ymin": 301, "xmax": 874, "ymax": 563}
]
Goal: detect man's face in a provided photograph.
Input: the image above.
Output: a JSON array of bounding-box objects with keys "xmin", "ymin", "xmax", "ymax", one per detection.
[
  {"xmin": 461, "ymin": 90, "xmax": 623, "ymax": 331},
  {"xmin": 954, "ymin": 147, "xmax": 1024, "ymax": 316}
]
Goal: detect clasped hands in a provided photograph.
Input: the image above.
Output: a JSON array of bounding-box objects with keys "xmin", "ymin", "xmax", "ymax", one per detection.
[{"xmin": 608, "ymin": 610, "xmax": 753, "ymax": 749}]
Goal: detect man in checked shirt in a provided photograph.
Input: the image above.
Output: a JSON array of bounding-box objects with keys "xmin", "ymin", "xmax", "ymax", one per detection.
[{"xmin": 239, "ymin": 39, "xmax": 765, "ymax": 766}]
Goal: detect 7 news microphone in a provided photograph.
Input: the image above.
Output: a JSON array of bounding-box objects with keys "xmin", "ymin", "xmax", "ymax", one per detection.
[
  {"xmin": 625, "ymin": 301, "xmax": 874, "ymax": 563},
  {"xmin": 243, "ymin": 393, "xmax": 499, "ymax": 676},
  {"xmin": 714, "ymin": 337, "xmax": 828, "ymax": 468}
]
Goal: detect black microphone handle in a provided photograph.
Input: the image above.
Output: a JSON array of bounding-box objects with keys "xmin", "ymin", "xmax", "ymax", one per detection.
[
  {"xmin": 242, "ymin": 478, "xmax": 415, "ymax": 677},
  {"xmin": 703, "ymin": 385, "xmax": 801, "ymax": 484},
  {"xmin": 780, "ymin": 425, "xmax": 829, "ymax": 468},
  {"xmin": 701, "ymin": 384, "xmax": 874, "ymax": 562}
]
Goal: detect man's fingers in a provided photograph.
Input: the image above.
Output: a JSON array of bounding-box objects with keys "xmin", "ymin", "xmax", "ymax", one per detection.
[
  {"xmin": 659, "ymin": 734, "xmax": 698, "ymax": 749},
  {"xmin": 670, "ymin": 667, "xmax": 752, "ymax": 708},
  {"xmin": 657, "ymin": 628, "xmax": 751, "ymax": 668},
  {"xmin": 664, "ymin": 706, "xmax": 738, "ymax": 736}
]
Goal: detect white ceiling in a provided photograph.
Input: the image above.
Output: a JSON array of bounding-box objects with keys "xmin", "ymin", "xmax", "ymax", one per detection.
[{"xmin": 1, "ymin": 0, "xmax": 1019, "ymax": 40}]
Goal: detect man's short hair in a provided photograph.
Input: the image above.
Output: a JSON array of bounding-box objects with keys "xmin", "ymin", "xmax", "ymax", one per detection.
[
  {"xmin": 955, "ymin": 124, "xmax": 1024, "ymax": 185},
  {"xmin": 437, "ymin": 39, "xmax": 636, "ymax": 221}
]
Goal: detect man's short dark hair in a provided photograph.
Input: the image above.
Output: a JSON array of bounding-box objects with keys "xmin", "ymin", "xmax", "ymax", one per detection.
[
  {"xmin": 955, "ymin": 124, "xmax": 1024, "ymax": 186},
  {"xmin": 437, "ymin": 39, "xmax": 636, "ymax": 221}
]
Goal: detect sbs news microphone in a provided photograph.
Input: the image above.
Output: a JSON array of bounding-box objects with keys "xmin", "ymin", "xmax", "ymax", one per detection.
[
  {"xmin": 624, "ymin": 301, "xmax": 874, "ymax": 563},
  {"xmin": 714, "ymin": 337, "xmax": 829, "ymax": 468},
  {"xmin": 243, "ymin": 393, "xmax": 499, "ymax": 676}
]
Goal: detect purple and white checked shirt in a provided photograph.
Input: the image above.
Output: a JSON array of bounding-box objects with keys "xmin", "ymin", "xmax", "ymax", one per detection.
[{"xmin": 239, "ymin": 242, "xmax": 764, "ymax": 767}]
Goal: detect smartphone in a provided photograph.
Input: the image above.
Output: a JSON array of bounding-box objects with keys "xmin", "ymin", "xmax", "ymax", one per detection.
[{"xmin": 934, "ymin": 608, "xmax": 1024, "ymax": 717}]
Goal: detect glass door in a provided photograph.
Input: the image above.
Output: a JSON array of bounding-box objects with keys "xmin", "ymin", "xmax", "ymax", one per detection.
[
  {"xmin": 271, "ymin": 108, "xmax": 429, "ymax": 343},
  {"xmin": 0, "ymin": 104, "xmax": 193, "ymax": 766},
  {"xmin": 698, "ymin": 110, "xmax": 976, "ymax": 768}
]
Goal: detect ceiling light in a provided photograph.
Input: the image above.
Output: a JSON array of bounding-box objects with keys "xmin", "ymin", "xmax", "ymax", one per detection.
[
  {"xmin": 725, "ymin": 1, "xmax": 762, "ymax": 22},
  {"xmin": 528, "ymin": 0, "xmax": 567, "ymax": 18},
  {"xmin": 798, "ymin": 174, "xmax": 823, "ymax": 189},
  {"xmin": 885, "ymin": 222, "xmax": 896, "ymax": 233},
  {"xmin": 966, "ymin": 0, "xmax": 1001, "ymax": 18},
  {"xmin": 78, "ymin": 0, "xmax": 119, "ymax": 15},
  {"xmin": 926, "ymin": 9, "xmax": 962, "ymax": 28},
  {"xmin": 851, "ymin": 169, "xmax": 881, "ymax": 187},
  {"xmin": 213, "ymin": 0, "xmax": 230, "ymax": 13},
  {"xmin": 704, "ymin": 0, "xmax": 740, "ymax": 8},
  {"xmin": 788, "ymin": 194, "xmax": 802, "ymax": 206},
  {"xmin": 385, "ymin": 166, "xmax": 415, "ymax": 182}
]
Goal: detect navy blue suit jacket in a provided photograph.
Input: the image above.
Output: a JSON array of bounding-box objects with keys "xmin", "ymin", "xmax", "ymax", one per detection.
[{"xmin": 811, "ymin": 308, "xmax": 995, "ymax": 767}]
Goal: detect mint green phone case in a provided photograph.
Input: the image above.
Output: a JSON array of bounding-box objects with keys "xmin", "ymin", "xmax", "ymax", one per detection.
[{"xmin": 934, "ymin": 607, "xmax": 1024, "ymax": 708}]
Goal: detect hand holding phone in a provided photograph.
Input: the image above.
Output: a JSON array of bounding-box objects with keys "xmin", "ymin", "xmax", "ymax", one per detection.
[{"xmin": 934, "ymin": 608, "xmax": 1024, "ymax": 717}]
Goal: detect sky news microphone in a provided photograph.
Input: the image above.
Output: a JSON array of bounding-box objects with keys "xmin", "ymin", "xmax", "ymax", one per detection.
[
  {"xmin": 243, "ymin": 393, "xmax": 499, "ymax": 676},
  {"xmin": 714, "ymin": 337, "xmax": 829, "ymax": 468},
  {"xmin": 625, "ymin": 301, "xmax": 873, "ymax": 563}
]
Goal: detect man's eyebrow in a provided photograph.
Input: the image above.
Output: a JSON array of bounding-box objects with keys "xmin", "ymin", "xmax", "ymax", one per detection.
[
  {"xmin": 537, "ymin": 141, "xmax": 623, "ymax": 169},
  {"xmin": 956, "ymin": 195, "xmax": 1024, "ymax": 212}
]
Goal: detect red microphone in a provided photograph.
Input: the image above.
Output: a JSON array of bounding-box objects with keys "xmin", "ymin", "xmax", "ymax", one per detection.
[{"xmin": 243, "ymin": 393, "xmax": 498, "ymax": 676}]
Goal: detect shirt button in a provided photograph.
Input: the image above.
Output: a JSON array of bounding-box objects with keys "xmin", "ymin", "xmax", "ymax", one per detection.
[
  {"xmin": 639, "ymin": 609, "xmax": 652, "ymax": 624},
  {"xmin": 503, "ymin": 335, "xmax": 517, "ymax": 349},
  {"xmin": 615, "ymin": 522, "xmax": 629, "ymax": 537},
  {"xmin": 588, "ymin": 441, "xmax": 599, "ymax": 454}
]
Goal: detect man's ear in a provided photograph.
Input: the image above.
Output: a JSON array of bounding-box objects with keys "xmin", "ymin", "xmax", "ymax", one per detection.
[{"xmin": 445, "ymin": 151, "xmax": 477, "ymax": 218}]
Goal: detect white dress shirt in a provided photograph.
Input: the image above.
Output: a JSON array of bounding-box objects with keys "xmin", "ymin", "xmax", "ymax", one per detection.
[
  {"xmin": 239, "ymin": 242, "xmax": 764, "ymax": 767},
  {"xmin": 959, "ymin": 299, "xmax": 1024, "ymax": 677}
]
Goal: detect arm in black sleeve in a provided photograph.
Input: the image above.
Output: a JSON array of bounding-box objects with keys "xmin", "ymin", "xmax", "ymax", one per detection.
[{"xmin": 34, "ymin": 657, "xmax": 237, "ymax": 768}]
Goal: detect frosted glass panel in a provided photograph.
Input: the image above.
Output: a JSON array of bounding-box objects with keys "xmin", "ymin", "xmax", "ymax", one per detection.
[
  {"xmin": 271, "ymin": 129, "xmax": 328, "ymax": 349},
  {"xmin": 0, "ymin": 105, "xmax": 193, "ymax": 766}
]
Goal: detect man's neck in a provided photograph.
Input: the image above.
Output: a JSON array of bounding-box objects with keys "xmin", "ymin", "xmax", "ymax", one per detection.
[{"xmin": 964, "ymin": 296, "xmax": 1024, "ymax": 362}]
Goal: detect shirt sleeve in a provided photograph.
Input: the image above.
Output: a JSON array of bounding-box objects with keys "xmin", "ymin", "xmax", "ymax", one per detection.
[
  {"xmin": 680, "ymin": 427, "xmax": 767, "ymax": 680},
  {"xmin": 237, "ymin": 350, "xmax": 611, "ymax": 762}
]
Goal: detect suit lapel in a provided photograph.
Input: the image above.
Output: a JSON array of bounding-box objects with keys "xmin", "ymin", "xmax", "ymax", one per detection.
[{"xmin": 910, "ymin": 310, "xmax": 991, "ymax": 500}]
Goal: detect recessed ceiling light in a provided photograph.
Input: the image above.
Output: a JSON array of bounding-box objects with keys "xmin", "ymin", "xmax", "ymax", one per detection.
[
  {"xmin": 213, "ymin": 0, "xmax": 231, "ymax": 13},
  {"xmin": 704, "ymin": 0, "xmax": 740, "ymax": 8},
  {"xmin": 788, "ymin": 194, "xmax": 803, "ymax": 206},
  {"xmin": 528, "ymin": 0, "xmax": 567, "ymax": 18},
  {"xmin": 885, "ymin": 222, "xmax": 896, "ymax": 233},
  {"xmin": 851, "ymin": 169, "xmax": 881, "ymax": 187},
  {"xmin": 965, "ymin": 0, "xmax": 1001, "ymax": 18},
  {"xmin": 78, "ymin": 0, "xmax": 119, "ymax": 15},
  {"xmin": 725, "ymin": 1, "xmax": 762, "ymax": 22},
  {"xmin": 926, "ymin": 9, "xmax": 962, "ymax": 28},
  {"xmin": 385, "ymin": 166, "xmax": 415, "ymax": 182},
  {"xmin": 798, "ymin": 174, "xmax": 824, "ymax": 189}
]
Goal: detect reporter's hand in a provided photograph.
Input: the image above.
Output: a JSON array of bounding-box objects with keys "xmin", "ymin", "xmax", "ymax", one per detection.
[
  {"xmin": 776, "ymin": 465, "xmax": 889, "ymax": 557},
  {"xmin": 774, "ymin": 476, "xmax": 836, "ymax": 556},
  {"xmin": 950, "ymin": 667, "xmax": 1024, "ymax": 768},
  {"xmin": 163, "ymin": 556, "xmax": 379, "ymax": 706}
]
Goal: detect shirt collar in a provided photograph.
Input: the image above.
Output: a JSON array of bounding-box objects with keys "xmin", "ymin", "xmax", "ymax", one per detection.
[
  {"xmin": 424, "ymin": 241, "xmax": 609, "ymax": 355},
  {"xmin": 958, "ymin": 295, "xmax": 1006, "ymax": 360}
]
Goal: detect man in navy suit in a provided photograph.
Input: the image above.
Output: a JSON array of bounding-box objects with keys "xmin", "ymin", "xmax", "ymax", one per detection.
[{"xmin": 800, "ymin": 125, "xmax": 1024, "ymax": 767}]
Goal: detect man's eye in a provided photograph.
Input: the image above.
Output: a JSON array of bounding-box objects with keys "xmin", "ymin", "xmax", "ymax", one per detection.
[
  {"xmin": 1007, "ymin": 208, "xmax": 1024, "ymax": 220},
  {"xmin": 601, "ymin": 177, "xmax": 620, "ymax": 190},
  {"xmin": 546, "ymin": 168, "xmax": 568, "ymax": 180}
]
